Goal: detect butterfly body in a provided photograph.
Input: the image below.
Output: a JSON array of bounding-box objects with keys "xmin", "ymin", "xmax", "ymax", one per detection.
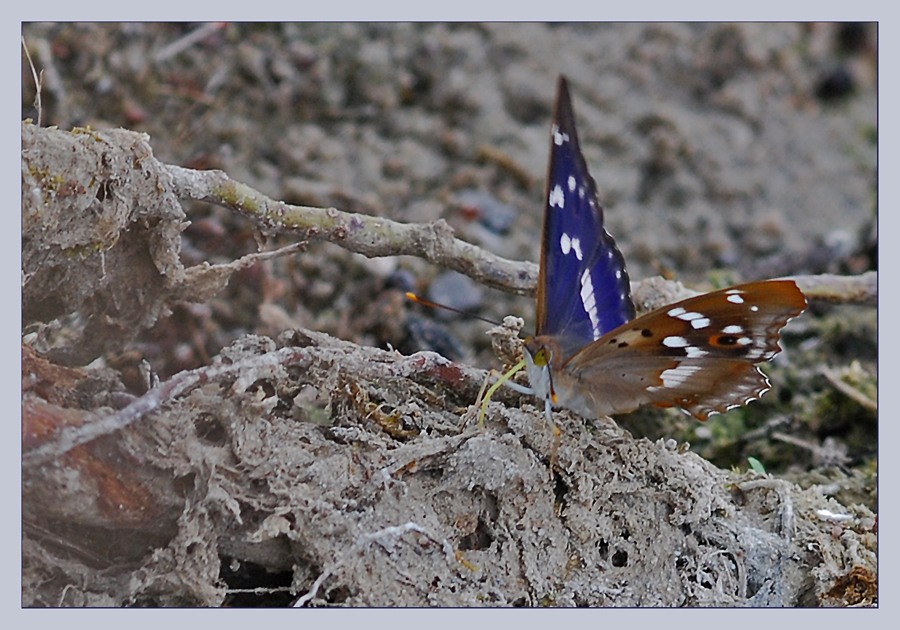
[{"xmin": 524, "ymin": 77, "xmax": 806, "ymax": 422}]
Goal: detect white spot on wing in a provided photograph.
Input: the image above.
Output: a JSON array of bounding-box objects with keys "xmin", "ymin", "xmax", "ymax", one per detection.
[
  {"xmin": 568, "ymin": 175, "xmax": 576, "ymax": 192},
  {"xmin": 553, "ymin": 127, "xmax": 569, "ymax": 146},
  {"xmin": 663, "ymin": 336, "xmax": 707, "ymax": 358},
  {"xmin": 727, "ymin": 294, "xmax": 744, "ymax": 304},
  {"xmin": 549, "ymin": 185, "xmax": 565, "ymax": 208},
  {"xmin": 571, "ymin": 237, "xmax": 582, "ymax": 260},
  {"xmin": 559, "ymin": 234, "xmax": 583, "ymax": 260},
  {"xmin": 663, "ymin": 336, "xmax": 688, "ymax": 348},
  {"xmin": 580, "ymin": 269, "xmax": 601, "ymax": 340},
  {"xmin": 722, "ymin": 325, "xmax": 743, "ymax": 334},
  {"xmin": 691, "ymin": 317, "xmax": 711, "ymax": 329},
  {"xmin": 657, "ymin": 364, "xmax": 702, "ymax": 388},
  {"xmin": 551, "ymin": 125, "xmax": 562, "ymax": 146}
]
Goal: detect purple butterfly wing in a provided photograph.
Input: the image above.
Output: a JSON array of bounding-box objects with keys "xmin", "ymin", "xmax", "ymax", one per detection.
[{"xmin": 536, "ymin": 76, "xmax": 635, "ymax": 360}]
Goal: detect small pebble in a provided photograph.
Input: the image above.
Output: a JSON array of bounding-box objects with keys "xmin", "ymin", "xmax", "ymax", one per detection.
[
  {"xmin": 816, "ymin": 67, "xmax": 855, "ymax": 101},
  {"xmin": 405, "ymin": 315, "xmax": 462, "ymax": 360}
]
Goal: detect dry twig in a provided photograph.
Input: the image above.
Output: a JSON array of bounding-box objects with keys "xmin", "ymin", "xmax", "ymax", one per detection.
[
  {"xmin": 820, "ymin": 365, "xmax": 877, "ymax": 412},
  {"xmin": 165, "ymin": 164, "xmax": 539, "ymax": 296}
]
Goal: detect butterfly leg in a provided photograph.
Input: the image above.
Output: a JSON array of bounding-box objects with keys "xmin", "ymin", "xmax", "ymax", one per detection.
[{"xmin": 543, "ymin": 398, "xmax": 561, "ymax": 479}]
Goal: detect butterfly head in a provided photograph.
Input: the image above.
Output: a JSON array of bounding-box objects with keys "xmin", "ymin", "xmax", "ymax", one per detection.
[{"xmin": 523, "ymin": 335, "xmax": 563, "ymax": 406}]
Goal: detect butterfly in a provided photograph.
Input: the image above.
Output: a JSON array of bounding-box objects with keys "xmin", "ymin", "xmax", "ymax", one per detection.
[{"xmin": 515, "ymin": 76, "xmax": 806, "ymax": 426}]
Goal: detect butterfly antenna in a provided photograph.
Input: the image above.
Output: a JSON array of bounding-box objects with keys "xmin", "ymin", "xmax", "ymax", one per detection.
[{"xmin": 405, "ymin": 292, "xmax": 502, "ymax": 326}]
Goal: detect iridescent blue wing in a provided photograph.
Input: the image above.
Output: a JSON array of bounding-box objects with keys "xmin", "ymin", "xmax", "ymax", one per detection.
[{"xmin": 535, "ymin": 76, "xmax": 635, "ymax": 361}]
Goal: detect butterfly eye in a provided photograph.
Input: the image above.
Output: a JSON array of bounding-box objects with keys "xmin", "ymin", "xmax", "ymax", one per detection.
[{"xmin": 533, "ymin": 346, "xmax": 551, "ymax": 367}]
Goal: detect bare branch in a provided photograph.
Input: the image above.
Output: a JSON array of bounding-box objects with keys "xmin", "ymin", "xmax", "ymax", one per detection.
[
  {"xmin": 164, "ymin": 164, "xmax": 539, "ymax": 296},
  {"xmin": 790, "ymin": 271, "xmax": 877, "ymax": 307},
  {"xmin": 153, "ymin": 22, "xmax": 227, "ymax": 63}
]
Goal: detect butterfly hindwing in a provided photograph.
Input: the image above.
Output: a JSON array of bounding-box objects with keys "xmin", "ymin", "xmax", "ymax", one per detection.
[
  {"xmin": 536, "ymin": 77, "xmax": 635, "ymax": 361},
  {"xmin": 560, "ymin": 280, "xmax": 807, "ymax": 419}
]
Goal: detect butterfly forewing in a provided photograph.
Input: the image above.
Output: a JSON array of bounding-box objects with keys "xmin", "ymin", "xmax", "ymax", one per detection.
[
  {"xmin": 536, "ymin": 77, "xmax": 635, "ymax": 361},
  {"xmin": 560, "ymin": 280, "xmax": 807, "ymax": 419}
]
